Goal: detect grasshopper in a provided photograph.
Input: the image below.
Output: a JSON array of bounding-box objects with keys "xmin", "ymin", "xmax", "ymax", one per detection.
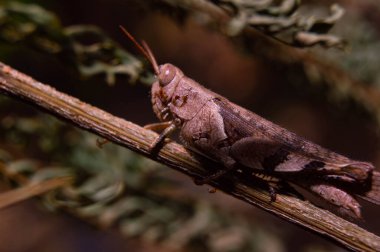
[{"xmin": 120, "ymin": 26, "xmax": 380, "ymax": 219}]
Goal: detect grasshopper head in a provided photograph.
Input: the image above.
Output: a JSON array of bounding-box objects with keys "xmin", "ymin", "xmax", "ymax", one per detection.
[
  {"xmin": 151, "ymin": 63, "xmax": 184, "ymax": 121},
  {"xmin": 118, "ymin": 26, "xmax": 184, "ymax": 121}
]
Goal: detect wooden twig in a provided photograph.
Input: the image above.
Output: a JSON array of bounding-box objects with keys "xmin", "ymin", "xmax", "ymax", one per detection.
[{"xmin": 0, "ymin": 62, "xmax": 379, "ymax": 251}]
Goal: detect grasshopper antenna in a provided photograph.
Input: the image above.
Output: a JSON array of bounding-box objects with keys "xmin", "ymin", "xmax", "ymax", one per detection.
[{"xmin": 119, "ymin": 25, "xmax": 159, "ymax": 75}]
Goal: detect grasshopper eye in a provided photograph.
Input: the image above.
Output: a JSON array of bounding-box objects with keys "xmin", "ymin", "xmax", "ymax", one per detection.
[{"xmin": 158, "ymin": 64, "xmax": 176, "ymax": 87}]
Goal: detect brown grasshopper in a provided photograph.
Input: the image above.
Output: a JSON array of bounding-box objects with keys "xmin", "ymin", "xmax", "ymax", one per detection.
[{"xmin": 120, "ymin": 26, "xmax": 380, "ymax": 219}]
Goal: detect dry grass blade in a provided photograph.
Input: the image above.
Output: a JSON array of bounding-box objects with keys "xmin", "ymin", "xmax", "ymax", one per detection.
[{"xmin": 0, "ymin": 176, "xmax": 72, "ymax": 209}]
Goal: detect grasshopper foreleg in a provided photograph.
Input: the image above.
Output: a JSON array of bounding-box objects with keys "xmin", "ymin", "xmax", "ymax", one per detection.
[{"xmin": 145, "ymin": 121, "xmax": 178, "ymax": 153}]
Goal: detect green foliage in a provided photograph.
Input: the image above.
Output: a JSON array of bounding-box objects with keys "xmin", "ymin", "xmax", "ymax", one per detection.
[
  {"xmin": 65, "ymin": 25, "xmax": 147, "ymax": 85},
  {"xmin": 158, "ymin": 0, "xmax": 345, "ymax": 48},
  {"xmin": 316, "ymin": 13, "xmax": 380, "ymax": 87},
  {"xmin": 222, "ymin": 1, "xmax": 345, "ymax": 48},
  {"xmin": 0, "ymin": 1, "xmax": 62, "ymax": 52},
  {"xmin": 0, "ymin": 2, "xmax": 147, "ymax": 85}
]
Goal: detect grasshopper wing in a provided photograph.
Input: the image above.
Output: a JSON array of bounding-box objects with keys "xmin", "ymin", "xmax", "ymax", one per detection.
[{"xmin": 213, "ymin": 97, "xmax": 374, "ymax": 183}]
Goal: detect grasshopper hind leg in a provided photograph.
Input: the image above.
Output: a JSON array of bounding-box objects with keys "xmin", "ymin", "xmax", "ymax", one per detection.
[
  {"xmin": 251, "ymin": 171, "xmax": 305, "ymax": 202},
  {"xmin": 268, "ymin": 185, "xmax": 277, "ymax": 202}
]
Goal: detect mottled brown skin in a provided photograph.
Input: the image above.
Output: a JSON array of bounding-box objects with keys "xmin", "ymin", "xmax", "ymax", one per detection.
[{"xmin": 151, "ymin": 63, "xmax": 380, "ymax": 219}]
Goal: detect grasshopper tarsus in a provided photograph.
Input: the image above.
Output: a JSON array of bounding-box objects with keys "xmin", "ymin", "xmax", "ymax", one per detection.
[
  {"xmin": 148, "ymin": 137, "xmax": 170, "ymax": 156},
  {"xmin": 268, "ymin": 185, "xmax": 277, "ymax": 202}
]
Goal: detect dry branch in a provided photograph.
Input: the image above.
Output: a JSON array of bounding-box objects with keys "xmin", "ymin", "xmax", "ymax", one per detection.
[{"xmin": 0, "ymin": 62, "xmax": 379, "ymax": 251}]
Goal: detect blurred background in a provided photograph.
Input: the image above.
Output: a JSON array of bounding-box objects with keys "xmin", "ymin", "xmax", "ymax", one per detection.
[{"xmin": 0, "ymin": 0, "xmax": 379, "ymax": 251}]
